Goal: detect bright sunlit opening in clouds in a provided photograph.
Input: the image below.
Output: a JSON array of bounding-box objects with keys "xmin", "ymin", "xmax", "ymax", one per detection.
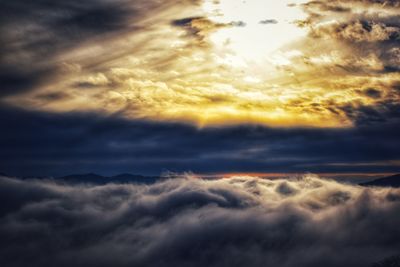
[{"xmin": 203, "ymin": 0, "xmax": 308, "ymax": 64}]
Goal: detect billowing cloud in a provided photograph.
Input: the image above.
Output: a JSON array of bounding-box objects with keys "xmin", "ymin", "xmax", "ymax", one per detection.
[
  {"xmin": 1, "ymin": 174, "xmax": 400, "ymax": 267},
  {"xmin": 310, "ymin": 21, "xmax": 400, "ymax": 42}
]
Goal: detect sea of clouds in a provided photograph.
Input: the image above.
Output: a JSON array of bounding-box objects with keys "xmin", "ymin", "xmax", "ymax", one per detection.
[{"xmin": 0, "ymin": 174, "xmax": 399, "ymax": 267}]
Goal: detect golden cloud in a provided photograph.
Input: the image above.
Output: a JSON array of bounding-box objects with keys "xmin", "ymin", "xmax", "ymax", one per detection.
[{"xmin": 2, "ymin": 0, "xmax": 400, "ymax": 128}]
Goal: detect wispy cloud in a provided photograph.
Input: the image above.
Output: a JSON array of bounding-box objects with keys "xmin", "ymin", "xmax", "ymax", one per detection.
[{"xmin": 0, "ymin": 0, "xmax": 398, "ymax": 128}]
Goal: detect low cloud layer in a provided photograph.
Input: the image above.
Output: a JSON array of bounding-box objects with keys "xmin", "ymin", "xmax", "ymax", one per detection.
[{"xmin": 1, "ymin": 174, "xmax": 399, "ymax": 267}]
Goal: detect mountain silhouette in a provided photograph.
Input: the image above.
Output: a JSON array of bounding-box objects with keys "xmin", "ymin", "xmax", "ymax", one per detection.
[
  {"xmin": 373, "ymin": 254, "xmax": 400, "ymax": 267},
  {"xmin": 59, "ymin": 173, "xmax": 160, "ymax": 184},
  {"xmin": 360, "ymin": 174, "xmax": 400, "ymax": 188}
]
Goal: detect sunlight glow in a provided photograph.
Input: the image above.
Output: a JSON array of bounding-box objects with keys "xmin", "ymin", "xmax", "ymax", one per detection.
[
  {"xmin": 3, "ymin": 0, "xmax": 399, "ymax": 128},
  {"xmin": 203, "ymin": 0, "xmax": 308, "ymax": 64}
]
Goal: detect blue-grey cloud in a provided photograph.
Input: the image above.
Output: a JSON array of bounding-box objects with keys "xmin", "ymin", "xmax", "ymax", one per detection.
[
  {"xmin": 0, "ymin": 174, "xmax": 399, "ymax": 267},
  {"xmin": 0, "ymin": 105, "xmax": 399, "ymax": 177},
  {"xmin": 0, "ymin": 0, "xmax": 171, "ymax": 98}
]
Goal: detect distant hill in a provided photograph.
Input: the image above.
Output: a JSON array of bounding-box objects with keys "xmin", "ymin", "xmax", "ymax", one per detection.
[
  {"xmin": 373, "ymin": 255, "xmax": 400, "ymax": 267},
  {"xmin": 59, "ymin": 173, "xmax": 160, "ymax": 185},
  {"xmin": 360, "ymin": 174, "xmax": 400, "ymax": 188},
  {"xmin": 110, "ymin": 173, "xmax": 159, "ymax": 184}
]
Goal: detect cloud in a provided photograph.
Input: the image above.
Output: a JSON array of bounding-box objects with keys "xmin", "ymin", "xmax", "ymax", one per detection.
[
  {"xmin": 310, "ymin": 21, "xmax": 400, "ymax": 42},
  {"xmin": 0, "ymin": 105, "xmax": 399, "ymax": 177},
  {"xmin": 0, "ymin": 0, "xmax": 138, "ymax": 97},
  {"xmin": 0, "ymin": 0, "xmax": 195, "ymax": 98},
  {"xmin": 172, "ymin": 16, "xmax": 227, "ymax": 43},
  {"xmin": 229, "ymin": 21, "xmax": 247, "ymax": 27},
  {"xmin": 0, "ymin": 174, "xmax": 400, "ymax": 267},
  {"xmin": 279, "ymin": 0, "xmax": 400, "ymax": 126},
  {"xmin": 0, "ymin": 0, "xmax": 399, "ymax": 129},
  {"xmin": 259, "ymin": 19, "xmax": 278, "ymax": 24},
  {"xmin": 362, "ymin": 88, "xmax": 382, "ymax": 99}
]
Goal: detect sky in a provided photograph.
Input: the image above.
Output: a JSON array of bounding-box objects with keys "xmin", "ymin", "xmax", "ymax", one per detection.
[{"xmin": 1, "ymin": 0, "xmax": 400, "ymax": 178}]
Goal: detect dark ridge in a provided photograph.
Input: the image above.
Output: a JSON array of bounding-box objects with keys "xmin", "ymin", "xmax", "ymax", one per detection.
[
  {"xmin": 61, "ymin": 173, "xmax": 105, "ymax": 179},
  {"xmin": 360, "ymin": 174, "xmax": 400, "ymax": 188},
  {"xmin": 0, "ymin": 172, "xmax": 162, "ymax": 184},
  {"xmin": 59, "ymin": 173, "xmax": 160, "ymax": 184},
  {"xmin": 373, "ymin": 254, "xmax": 400, "ymax": 267},
  {"xmin": 111, "ymin": 173, "xmax": 160, "ymax": 184}
]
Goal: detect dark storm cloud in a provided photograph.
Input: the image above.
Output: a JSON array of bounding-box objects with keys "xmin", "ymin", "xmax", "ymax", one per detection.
[
  {"xmin": 0, "ymin": 0, "xmax": 162, "ymax": 98},
  {"xmin": 0, "ymin": 105, "xmax": 399, "ymax": 176},
  {"xmin": 363, "ymin": 88, "xmax": 382, "ymax": 99},
  {"xmin": 0, "ymin": 68, "xmax": 55, "ymax": 98},
  {"xmin": 0, "ymin": 174, "xmax": 400, "ymax": 267},
  {"xmin": 330, "ymin": 99, "xmax": 400, "ymax": 126}
]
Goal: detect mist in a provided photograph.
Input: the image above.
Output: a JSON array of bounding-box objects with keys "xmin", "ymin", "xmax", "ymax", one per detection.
[{"xmin": 1, "ymin": 174, "xmax": 399, "ymax": 267}]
